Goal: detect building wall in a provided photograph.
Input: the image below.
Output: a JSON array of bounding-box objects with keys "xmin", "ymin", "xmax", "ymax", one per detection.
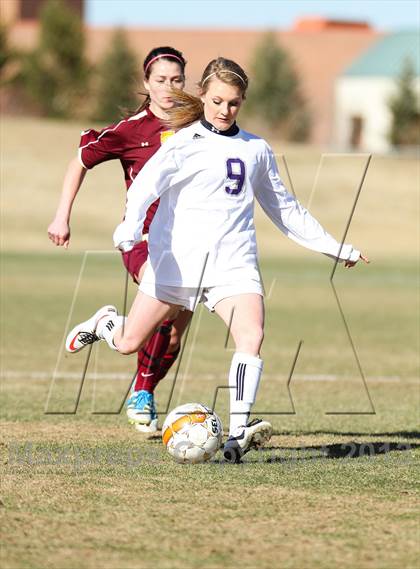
[
  {"xmin": 0, "ymin": 0, "xmax": 20, "ymax": 24},
  {"xmin": 85, "ymin": 27, "xmax": 382, "ymax": 146},
  {"xmin": 334, "ymin": 76, "xmax": 420, "ymax": 152},
  {"xmin": 0, "ymin": 0, "xmax": 83, "ymax": 22},
  {"xmin": 5, "ymin": 17, "xmax": 381, "ymax": 145}
]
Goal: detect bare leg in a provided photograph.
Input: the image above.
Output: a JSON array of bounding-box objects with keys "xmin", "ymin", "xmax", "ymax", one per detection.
[
  {"xmin": 214, "ymin": 293, "xmax": 264, "ymax": 355},
  {"xmin": 169, "ymin": 309, "xmax": 193, "ymax": 352},
  {"xmin": 113, "ymin": 291, "xmax": 181, "ymax": 355},
  {"xmin": 213, "ymin": 293, "xmax": 265, "ymax": 435}
]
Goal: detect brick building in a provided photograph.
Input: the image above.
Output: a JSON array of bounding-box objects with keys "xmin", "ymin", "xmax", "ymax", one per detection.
[{"xmin": 2, "ymin": 0, "xmax": 382, "ymax": 146}]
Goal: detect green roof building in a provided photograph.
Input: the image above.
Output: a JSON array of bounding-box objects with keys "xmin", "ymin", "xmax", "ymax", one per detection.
[{"xmin": 334, "ymin": 31, "xmax": 420, "ymax": 152}]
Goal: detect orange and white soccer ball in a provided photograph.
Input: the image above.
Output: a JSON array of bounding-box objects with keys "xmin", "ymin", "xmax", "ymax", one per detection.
[{"xmin": 162, "ymin": 403, "xmax": 223, "ymax": 464}]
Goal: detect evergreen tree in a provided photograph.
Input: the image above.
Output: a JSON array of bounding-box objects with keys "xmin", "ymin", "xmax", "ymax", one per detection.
[
  {"xmin": 246, "ymin": 32, "xmax": 311, "ymax": 141},
  {"xmin": 21, "ymin": 0, "xmax": 88, "ymax": 117},
  {"xmin": 389, "ymin": 58, "xmax": 420, "ymax": 147},
  {"xmin": 0, "ymin": 25, "xmax": 20, "ymax": 86},
  {"xmin": 0, "ymin": 25, "xmax": 11, "ymax": 81},
  {"xmin": 93, "ymin": 29, "xmax": 139, "ymax": 122}
]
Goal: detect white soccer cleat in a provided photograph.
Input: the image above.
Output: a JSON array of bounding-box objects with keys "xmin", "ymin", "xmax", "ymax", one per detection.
[
  {"xmin": 134, "ymin": 418, "xmax": 158, "ymax": 434},
  {"xmin": 65, "ymin": 305, "xmax": 118, "ymax": 353},
  {"xmin": 223, "ymin": 418, "xmax": 272, "ymax": 463}
]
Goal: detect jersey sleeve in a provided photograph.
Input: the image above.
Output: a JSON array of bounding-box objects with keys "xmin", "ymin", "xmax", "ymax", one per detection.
[
  {"xmin": 113, "ymin": 140, "xmax": 179, "ymax": 251},
  {"xmin": 254, "ymin": 145, "xmax": 360, "ymax": 262},
  {"xmin": 78, "ymin": 120, "xmax": 129, "ymax": 169}
]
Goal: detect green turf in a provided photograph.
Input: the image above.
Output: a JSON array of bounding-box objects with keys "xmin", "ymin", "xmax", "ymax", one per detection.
[
  {"xmin": 1, "ymin": 118, "xmax": 419, "ymax": 568},
  {"xmin": 1, "ymin": 251, "xmax": 419, "ymax": 569}
]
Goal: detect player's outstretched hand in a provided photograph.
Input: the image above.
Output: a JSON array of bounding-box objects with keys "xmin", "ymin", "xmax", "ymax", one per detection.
[
  {"xmin": 344, "ymin": 253, "xmax": 369, "ymax": 268},
  {"xmin": 48, "ymin": 218, "xmax": 71, "ymax": 249}
]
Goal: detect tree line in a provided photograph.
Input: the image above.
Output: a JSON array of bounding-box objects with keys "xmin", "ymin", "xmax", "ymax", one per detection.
[
  {"xmin": 0, "ymin": 0, "xmax": 310, "ymax": 140},
  {"xmin": 1, "ymin": 0, "xmax": 418, "ymax": 146}
]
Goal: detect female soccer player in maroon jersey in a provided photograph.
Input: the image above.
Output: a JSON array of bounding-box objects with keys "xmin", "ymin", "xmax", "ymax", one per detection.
[{"xmin": 47, "ymin": 46, "xmax": 191, "ymax": 432}]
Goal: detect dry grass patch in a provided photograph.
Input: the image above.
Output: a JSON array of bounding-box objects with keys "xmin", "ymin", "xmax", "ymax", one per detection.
[{"xmin": 1, "ymin": 470, "xmax": 418, "ymax": 569}]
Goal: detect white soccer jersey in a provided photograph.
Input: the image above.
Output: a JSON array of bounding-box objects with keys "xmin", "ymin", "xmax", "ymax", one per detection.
[{"xmin": 113, "ymin": 121, "xmax": 360, "ymax": 287}]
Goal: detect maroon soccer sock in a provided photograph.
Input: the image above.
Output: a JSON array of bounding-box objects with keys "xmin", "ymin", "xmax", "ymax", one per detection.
[
  {"xmin": 153, "ymin": 345, "xmax": 181, "ymax": 385},
  {"xmin": 133, "ymin": 320, "xmax": 174, "ymax": 393}
]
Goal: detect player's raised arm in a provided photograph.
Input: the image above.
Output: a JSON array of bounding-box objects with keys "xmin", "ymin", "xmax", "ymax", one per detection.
[
  {"xmin": 47, "ymin": 157, "xmax": 87, "ymax": 248},
  {"xmin": 254, "ymin": 146, "xmax": 367, "ymax": 265},
  {"xmin": 113, "ymin": 141, "xmax": 179, "ymax": 251}
]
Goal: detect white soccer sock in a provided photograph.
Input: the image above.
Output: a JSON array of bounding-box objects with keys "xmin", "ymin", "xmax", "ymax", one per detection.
[
  {"xmin": 228, "ymin": 352, "xmax": 263, "ymax": 435},
  {"xmin": 97, "ymin": 315, "xmax": 125, "ymax": 351}
]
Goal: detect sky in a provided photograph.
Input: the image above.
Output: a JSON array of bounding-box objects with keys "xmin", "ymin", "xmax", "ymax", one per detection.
[{"xmin": 86, "ymin": 0, "xmax": 420, "ymax": 30}]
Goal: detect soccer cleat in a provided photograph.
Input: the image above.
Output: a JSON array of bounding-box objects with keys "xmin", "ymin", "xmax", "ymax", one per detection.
[
  {"xmin": 65, "ymin": 305, "xmax": 117, "ymax": 353},
  {"xmin": 126, "ymin": 389, "xmax": 157, "ymax": 426},
  {"xmin": 223, "ymin": 418, "xmax": 272, "ymax": 464},
  {"xmin": 134, "ymin": 418, "xmax": 158, "ymax": 434}
]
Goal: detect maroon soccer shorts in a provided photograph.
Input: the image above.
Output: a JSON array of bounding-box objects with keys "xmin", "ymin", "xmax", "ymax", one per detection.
[{"xmin": 121, "ymin": 239, "xmax": 149, "ymax": 284}]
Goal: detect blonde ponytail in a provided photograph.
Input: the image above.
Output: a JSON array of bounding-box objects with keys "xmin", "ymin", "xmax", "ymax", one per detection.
[{"xmin": 164, "ymin": 89, "xmax": 204, "ymax": 130}]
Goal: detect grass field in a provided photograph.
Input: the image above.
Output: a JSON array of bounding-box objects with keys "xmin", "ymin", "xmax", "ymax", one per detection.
[{"xmin": 1, "ymin": 118, "xmax": 419, "ymax": 568}]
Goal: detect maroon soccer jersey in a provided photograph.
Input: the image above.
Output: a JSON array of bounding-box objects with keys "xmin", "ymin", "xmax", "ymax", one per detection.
[{"xmin": 78, "ymin": 107, "xmax": 173, "ymax": 234}]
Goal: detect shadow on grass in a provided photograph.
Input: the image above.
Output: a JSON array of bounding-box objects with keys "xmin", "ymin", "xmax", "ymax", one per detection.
[
  {"xmin": 255, "ymin": 441, "xmax": 419, "ymax": 464},
  {"xmin": 272, "ymin": 430, "xmax": 420, "ymax": 440}
]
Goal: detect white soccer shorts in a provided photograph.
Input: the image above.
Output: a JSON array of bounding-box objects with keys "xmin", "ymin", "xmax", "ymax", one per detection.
[{"xmin": 138, "ymin": 280, "xmax": 264, "ymax": 312}]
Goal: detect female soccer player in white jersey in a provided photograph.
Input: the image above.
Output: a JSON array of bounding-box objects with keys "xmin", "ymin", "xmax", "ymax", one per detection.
[
  {"xmin": 65, "ymin": 57, "xmax": 369, "ymax": 462},
  {"xmin": 48, "ymin": 47, "xmax": 193, "ymax": 432}
]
